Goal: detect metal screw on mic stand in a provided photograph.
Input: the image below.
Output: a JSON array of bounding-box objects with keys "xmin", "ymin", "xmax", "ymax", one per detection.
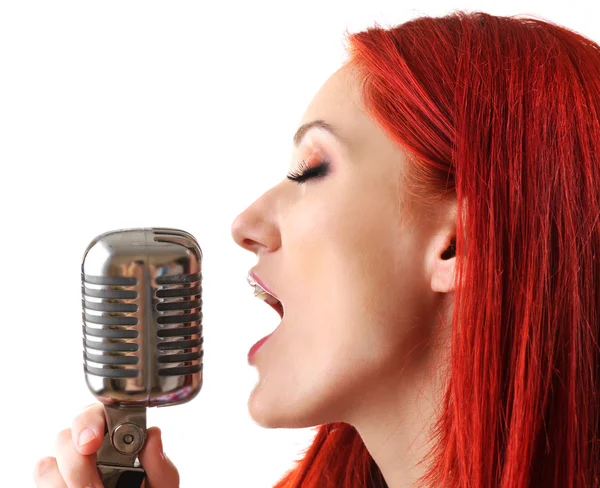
[{"xmin": 113, "ymin": 422, "xmax": 145, "ymax": 454}]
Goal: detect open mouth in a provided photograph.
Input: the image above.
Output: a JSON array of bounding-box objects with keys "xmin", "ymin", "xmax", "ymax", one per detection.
[{"xmin": 258, "ymin": 292, "xmax": 284, "ymax": 318}]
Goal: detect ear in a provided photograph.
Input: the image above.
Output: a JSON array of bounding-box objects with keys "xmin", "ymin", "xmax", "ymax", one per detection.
[
  {"xmin": 429, "ymin": 233, "xmax": 457, "ymax": 293},
  {"xmin": 427, "ymin": 202, "xmax": 458, "ymax": 294}
]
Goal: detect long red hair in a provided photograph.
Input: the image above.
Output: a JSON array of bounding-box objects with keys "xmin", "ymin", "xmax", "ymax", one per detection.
[{"xmin": 274, "ymin": 10, "xmax": 600, "ymax": 488}]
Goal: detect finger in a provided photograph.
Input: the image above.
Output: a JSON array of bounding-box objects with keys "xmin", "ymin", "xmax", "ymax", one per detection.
[
  {"xmin": 55, "ymin": 428, "xmax": 103, "ymax": 488},
  {"xmin": 139, "ymin": 427, "xmax": 180, "ymax": 488},
  {"xmin": 33, "ymin": 456, "xmax": 67, "ymax": 488},
  {"xmin": 71, "ymin": 403, "xmax": 106, "ymax": 456}
]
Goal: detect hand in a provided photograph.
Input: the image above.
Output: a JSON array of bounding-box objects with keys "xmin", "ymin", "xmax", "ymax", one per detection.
[{"xmin": 33, "ymin": 403, "xmax": 180, "ymax": 488}]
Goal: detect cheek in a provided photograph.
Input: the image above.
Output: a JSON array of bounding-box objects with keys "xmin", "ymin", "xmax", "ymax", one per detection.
[
  {"xmin": 286, "ymin": 177, "xmax": 422, "ymax": 341},
  {"xmin": 287, "ymin": 192, "xmax": 406, "ymax": 357},
  {"xmin": 284, "ymin": 191, "xmax": 349, "ymax": 297}
]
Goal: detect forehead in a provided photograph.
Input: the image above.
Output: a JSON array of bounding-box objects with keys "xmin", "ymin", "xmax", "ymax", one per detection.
[
  {"xmin": 298, "ymin": 63, "xmax": 406, "ymax": 168},
  {"xmin": 305, "ymin": 64, "xmax": 361, "ymax": 116},
  {"xmin": 299, "ymin": 64, "xmax": 365, "ymax": 152}
]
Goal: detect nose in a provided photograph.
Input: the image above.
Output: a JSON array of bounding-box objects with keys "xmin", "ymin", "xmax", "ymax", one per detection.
[{"xmin": 231, "ymin": 190, "xmax": 281, "ymax": 255}]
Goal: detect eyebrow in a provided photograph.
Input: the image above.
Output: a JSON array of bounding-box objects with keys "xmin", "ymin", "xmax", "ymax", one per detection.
[{"xmin": 293, "ymin": 119, "xmax": 343, "ymax": 147}]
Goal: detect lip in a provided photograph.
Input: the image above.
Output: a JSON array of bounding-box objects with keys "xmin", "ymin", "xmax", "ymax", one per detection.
[
  {"xmin": 249, "ymin": 269, "xmax": 281, "ymax": 303},
  {"xmin": 248, "ymin": 333, "xmax": 273, "ymax": 364}
]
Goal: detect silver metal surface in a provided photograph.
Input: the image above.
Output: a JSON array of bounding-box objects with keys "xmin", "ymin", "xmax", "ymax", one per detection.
[
  {"xmin": 81, "ymin": 227, "xmax": 203, "ymax": 485},
  {"xmin": 97, "ymin": 405, "xmax": 147, "ymax": 464}
]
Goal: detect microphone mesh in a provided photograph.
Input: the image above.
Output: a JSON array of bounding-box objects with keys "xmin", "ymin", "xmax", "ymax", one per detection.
[
  {"xmin": 155, "ymin": 272, "xmax": 203, "ymax": 376},
  {"xmin": 82, "ymin": 275, "xmax": 141, "ymax": 378}
]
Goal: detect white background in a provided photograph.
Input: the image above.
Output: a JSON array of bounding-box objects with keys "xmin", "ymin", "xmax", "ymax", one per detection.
[{"xmin": 0, "ymin": 1, "xmax": 597, "ymax": 487}]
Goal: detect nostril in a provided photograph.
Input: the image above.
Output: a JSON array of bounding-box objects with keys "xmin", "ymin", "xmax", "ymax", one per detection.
[{"xmin": 243, "ymin": 238, "xmax": 258, "ymax": 248}]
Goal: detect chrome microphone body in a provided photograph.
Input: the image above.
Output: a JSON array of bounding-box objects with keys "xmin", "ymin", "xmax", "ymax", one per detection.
[{"xmin": 81, "ymin": 227, "xmax": 203, "ymax": 487}]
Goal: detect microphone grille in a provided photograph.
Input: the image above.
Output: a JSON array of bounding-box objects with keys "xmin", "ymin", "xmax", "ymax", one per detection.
[
  {"xmin": 83, "ymin": 274, "xmax": 141, "ymax": 378},
  {"xmin": 155, "ymin": 271, "xmax": 203, "ymax": 377},
  {"xmin": 81, "ymin": 228, "xmax": 203, "ymax": 407}
]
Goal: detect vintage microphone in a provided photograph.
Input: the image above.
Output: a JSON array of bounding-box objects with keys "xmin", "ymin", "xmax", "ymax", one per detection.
[{"xmin": 81, "ymin": 228, "xmax": 203, "ymax": 487}]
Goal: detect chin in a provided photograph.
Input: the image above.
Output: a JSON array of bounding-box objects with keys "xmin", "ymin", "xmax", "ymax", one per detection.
[{"xmin": 247, "ymin": 382, "xmax": 339, "ymax": 429}]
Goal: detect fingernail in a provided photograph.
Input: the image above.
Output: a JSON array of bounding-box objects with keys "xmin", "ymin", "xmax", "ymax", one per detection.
[{"xmin": 78, "ymin": 428, "xmax": 96, "ymax": 447}]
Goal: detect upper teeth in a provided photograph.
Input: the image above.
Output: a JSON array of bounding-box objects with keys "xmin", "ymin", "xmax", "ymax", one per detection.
[{"xmin": 247, "ymin": 275, "xmax": 280, "ymax": 305}]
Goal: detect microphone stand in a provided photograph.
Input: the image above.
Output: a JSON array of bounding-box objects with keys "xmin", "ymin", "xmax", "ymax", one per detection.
[{"xmin": 96, "ymin": 404, "xmax": 147, "ymax": 488}]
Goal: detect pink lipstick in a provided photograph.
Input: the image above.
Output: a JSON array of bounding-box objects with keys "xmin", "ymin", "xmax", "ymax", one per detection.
[{"xmin": 248, "ymin": 333, "xmax": 272, "ymax": 364}]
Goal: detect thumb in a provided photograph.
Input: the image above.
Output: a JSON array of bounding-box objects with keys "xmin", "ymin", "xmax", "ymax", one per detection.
[{"xmin": 139, "ymin": 427, "xmax": 180, "ymax": 488}]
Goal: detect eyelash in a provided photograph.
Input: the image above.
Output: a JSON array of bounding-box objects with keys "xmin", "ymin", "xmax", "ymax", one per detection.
[{"xmin": 286, "ymin": 159, "xmax": 330, "ymax": 184}]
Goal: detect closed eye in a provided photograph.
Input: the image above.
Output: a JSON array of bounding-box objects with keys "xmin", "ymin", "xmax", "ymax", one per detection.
[{"xmin": 287, "ymin": 160, "xmax": 330, "ymax": 184}]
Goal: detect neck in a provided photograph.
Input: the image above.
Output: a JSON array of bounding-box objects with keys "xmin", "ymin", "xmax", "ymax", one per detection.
[{"xmin": 348, "ymin": 325, "xmax": 451, "ymax": 488}]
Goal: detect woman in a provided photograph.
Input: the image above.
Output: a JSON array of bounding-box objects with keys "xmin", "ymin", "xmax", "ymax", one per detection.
[{"xmin": 34, "ymin": 10, "xmax": 600, "ymax": 488}]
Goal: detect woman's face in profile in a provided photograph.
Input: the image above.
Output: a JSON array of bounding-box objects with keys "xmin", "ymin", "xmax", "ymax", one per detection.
[{"xmin": 231, "ymin": 63, "xmax": 450, "ymax": 428}]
